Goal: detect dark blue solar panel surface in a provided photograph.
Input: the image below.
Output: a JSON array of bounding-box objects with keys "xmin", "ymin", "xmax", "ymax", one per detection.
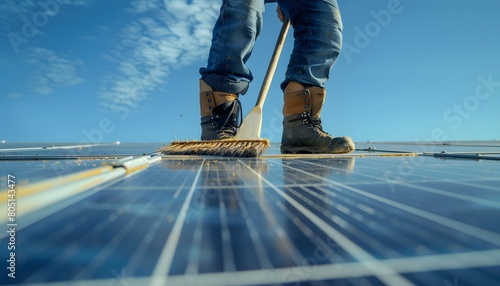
[{"xmin": 0, "ymin": 142, "xmax": 499, "ymax": 286}]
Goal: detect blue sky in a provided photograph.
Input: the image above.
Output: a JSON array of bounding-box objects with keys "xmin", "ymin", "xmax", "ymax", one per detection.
[{"xmin": 1, "ymin": 0, "xmax": 500, "ymax": 144}]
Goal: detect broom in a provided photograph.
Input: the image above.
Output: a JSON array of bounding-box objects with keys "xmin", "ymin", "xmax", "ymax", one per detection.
[{"xmin": 159, "ymin": 19, "xmax": 290, "ymax": 157}]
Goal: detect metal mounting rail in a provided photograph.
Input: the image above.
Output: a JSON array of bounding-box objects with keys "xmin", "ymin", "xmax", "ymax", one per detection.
[{"xmin": 0, "ymin": 155, "xmax": 160, "ymax": 225}]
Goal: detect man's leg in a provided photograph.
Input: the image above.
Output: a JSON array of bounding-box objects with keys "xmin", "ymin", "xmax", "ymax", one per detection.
[
  {"xmin": 277, "ymin": 0, "xmax": 354, "ymax": 154},
  {"xmin": 277, "ymin": 0, "xmax": 342, "ymax": 89},
  {"xmin": 201, "ymin": 0, "xmax": 264, "ymax": 94},
  {"xmin": 199, "ymin": 0, "xmax": 264, "ymax": 140}
]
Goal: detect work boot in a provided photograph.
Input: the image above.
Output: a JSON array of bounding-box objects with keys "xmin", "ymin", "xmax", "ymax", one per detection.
[
  {"xmin": 199, "ymin": 79, "xmax": 242, "ymax": 140},
  {"xmin": 281, "ymin": 82, "xmax": 355, "ymax": 154}
]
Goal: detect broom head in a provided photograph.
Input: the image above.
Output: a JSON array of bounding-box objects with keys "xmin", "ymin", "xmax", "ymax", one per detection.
[
  {"xmin": 159, "ymin": 105, "xmax": 270, "ymax": 157},
  {"xmin": 158, "ymin": 139, "xmax": 270, "ymax": 157}
]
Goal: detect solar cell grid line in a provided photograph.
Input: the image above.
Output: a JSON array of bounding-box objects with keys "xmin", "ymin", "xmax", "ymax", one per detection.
[
  {"xmin": 324, "ymin": 180, "xmax": 464, "ymax": 235},
  {"xmin": 183, "ymin": 197, "xmax": 205, "ymax": 275},
  {"xmin": 300, "ymin": 156, "xmax": 428, "ymax": 180},
  {"xmin": 248, "ymin": 160, "xmax": 358, "ymax": 272},
  {"xmin": 320, "ymin": 174, "xmax": 500, "ymax": 190},
  {"xmin": 383, "ymin": 181, "xmax": 500, "ymax": 209},
  {"xmin": 171, "ymin": 206, "xmax": 206, "ymax": 274},
  {"xmin": 378, "ymin": 175, "xmax": 500, "ymax": 201},
  {"xmin": 371, "ymin": 156, "xmax": 499, "ymax": 181},
  {"xmin": 306, "ymin": 183, "xmax": 497, "ymax": 258},
  {"xmin": 297, "ymin": 158, "xmax": 500, "ymax": 234},
  {"xmin": 290, "ymin": 184, "xmax": 421, "ymax": 258},
  {"xmin": 85, "ymin": 172, "xmax": 148, "ymax": 205},
  {"xmin": 238, "ymin": 161, "xmax": 415, "ymax": 286},
  {"xmin": 274, "ymin": 161, "xmax": 500, "ymax": 260},
  {"xmin": 267, "ymin": 182, "xmax": 332, "ymax": 189},
  {"xmin": 231, "ymin": 188, "xmax": 273, "ymax": 273},
  {"xmin": 413, "ymin": 163, "xmax": 482, "ymax": 178},
  {"xmin": 71, "ymin": 180, "xmax": 168, "ymax": 280},
  {"xmin": 439, "ymin": 178, "xmax": 500, "ymax": 193},
  {"xmin": 245, "ymin": 190, "xmax": 309, "ymax": 270},
  {"xmin": 367, "ymin": 157, "xmax": 498, "ymax": 182},
  {"xmin": 15, "ymin": 187, "xmax": 118, "ymax": 267},
  {"xmin": 166, "ymin": 158, "xmax": 366, "ymax": 284},
  {"xmin": 287, "ymin": 182, "xmax": 475, "ymax": 260},
  {"xmin": 298, "ymin": 158, "xmax": 500, "ymax": 209},
  {"xmin": 269, "ymin": 159, "xmax": 500, "ymax": 247},
  {"xmin": 4, "ymin": 161, "xmax": 188, "ymax": 284},
  {"xmin": 219, "ymin": 183, "xmax": 238, "ymax": 272},
  {"xmin": 362, "ymin": 163, "xmax": 500, "ymax": 193},
  {"xmin": 169, "ymin": 176, "xmax": 228, "ymax": 275},
  {"xmin": 221, "ymin": 160, "xmax": 310, "ymax": 270},
  {"xmin": 150, "ymin": 160, "xmax": 204, "ymax": 286},
  {"xmin": 272, "ymin": 194, "xmax": 358, "ymax": 263},
  {"xmin": 307, "ymin": 184, "xmax": 453, "ymax": 257},
  {"xmin": 348, "ymin": 155, "xmax": 422, "ymax": 167},
  {"xmin": 0, "ymin": 170, "xmax": 136, "ymax": 264},
  {"xmin": 344, "ymin": 190, "xmax": 500, "ymax": 246},
  {"xmin": 5, "ymin": 164, "xmax": 139, "ymax": 235},
  {"xmin": 165, "ymin": 159, "xmax": 305, "ymax": 277},
  {"xmin": 123, "ymin": 185, "xmax": 192, "ymax": 276},
  {"xmin": 0, "ymin": 160, "xmax": 97, "ymax": 186},
  {"xmin": 118, "ymin": 162, "xmax": 201, "ymax": 276},
  {"xmin": 122, "ymin": 167, "xmax": 166, "ymax": 187},
  {"xmin": 476, "ymin": 179, "xmax": 500, "ymax": 189},
  {"xmin": 0, "ymin": 156, "xmax": 162, "ymax": 227},
  {"xmin": 136, "ymin": 159, "xmax": 198, "ymax": 188},
  {"xmin": 162, "ymin": 248, "xmax": 500, "ymax": 285},
  {"xmin": 22, "ymin": 178, "xmax": 150, "ymax": 283},
  {"xmin": 359, "ymin": 159, "xmax": 439, "ymax": 181},
  {"xmin": 248, "ymin": 186, "xmax": 313, "ymax": 269},
  {"xmin": 44, "ymin": 249, "xmax": 499, "ymax": 286},
  {"xmin": 193, "ymin": 162, "xmax": 232, "ymax": 274},
  {"xmin": 230, "ymin": 183, "xmax": 274, "ymax": 270}
]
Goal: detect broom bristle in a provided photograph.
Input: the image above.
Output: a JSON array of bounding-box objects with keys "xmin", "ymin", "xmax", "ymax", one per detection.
[{"xmin": 158, "ymin": 139, "xmax": 270, "ymax": 157}]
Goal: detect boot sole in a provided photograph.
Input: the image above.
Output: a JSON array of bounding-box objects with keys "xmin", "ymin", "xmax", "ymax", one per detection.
[{"xmin": 280, "ymin": 144, "xmax": 354, "ymax": 154}]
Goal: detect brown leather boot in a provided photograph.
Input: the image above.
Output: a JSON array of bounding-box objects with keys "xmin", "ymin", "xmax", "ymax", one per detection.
[
  {"xmin": 281, "ymin": 82, "xmax": 355, "ymax": 154},
  {"xmin": 199, "ymin": 79, "xmax": 241, "ymax": 140}
]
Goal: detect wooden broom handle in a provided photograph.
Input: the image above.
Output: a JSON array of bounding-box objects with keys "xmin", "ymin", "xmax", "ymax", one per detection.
[{"xmin": 255, "ymin": 19, "xmax": 290, "ymax": 108}]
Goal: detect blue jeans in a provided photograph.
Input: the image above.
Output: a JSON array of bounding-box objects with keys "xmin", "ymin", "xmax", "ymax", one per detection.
[{"xmin": 200, "ymin": 0, "xmax": 343, "ymax": 94}]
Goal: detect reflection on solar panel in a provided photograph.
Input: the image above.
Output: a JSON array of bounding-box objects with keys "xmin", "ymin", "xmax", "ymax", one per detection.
[{"xmin": 0, "ymin": 142, "xmax": 499, "ymax": 286}]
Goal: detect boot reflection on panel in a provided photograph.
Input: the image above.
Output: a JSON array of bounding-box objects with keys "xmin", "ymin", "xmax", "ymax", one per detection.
[
  {"xmin": 279, "ymin": 156, "xmax": 356, "ymax": 270},
  {"xmin": 282, "ymin": 157, "xmax": 356, "ymax": 185}
]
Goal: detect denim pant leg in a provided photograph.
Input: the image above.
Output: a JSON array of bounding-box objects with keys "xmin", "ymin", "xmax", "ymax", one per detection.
[
  {"xmin": 199, "ymin": 0, "xmax": 264, "ymax": 95},
  {"xmin": 276, "ymin": 0, "xmax": 343, "ymax": 90}
]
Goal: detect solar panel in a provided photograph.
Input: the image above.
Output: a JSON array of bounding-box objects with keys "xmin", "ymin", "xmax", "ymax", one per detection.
[{"xmin": 0, "ymin": 142, "xmax": 499, "ymax": 285}]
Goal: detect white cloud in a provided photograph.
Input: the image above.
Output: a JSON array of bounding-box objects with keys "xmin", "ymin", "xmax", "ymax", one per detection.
[
  {"xmin": 24, "ymin": 48, "xmax": 85, "ymax": 95},
  {"xmin": 100, "ymin": 0, "xmax": 219, "ymax": 112},
  {"xmin": 0, "ymin": 1, "xmax": 90, "ymax": 97},
  {"xmin": 6, "ymin": 92, "xmax": 24, "ymax": 99},
  {"xmin": 126, "ymin": 0, "xmax": 163, "ymax": 14},
  {"xmin": 0, "ymin": 0, "xmax": 37, "ymax": 30},
  {"xmin": 0, "ymin": 0, "xmax": 92, "ymax": 31}
]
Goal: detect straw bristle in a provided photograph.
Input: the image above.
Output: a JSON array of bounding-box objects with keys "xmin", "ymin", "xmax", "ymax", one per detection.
[{"xmin": 158, "ymin": 139, "xmax": 270, "ymax": 157}]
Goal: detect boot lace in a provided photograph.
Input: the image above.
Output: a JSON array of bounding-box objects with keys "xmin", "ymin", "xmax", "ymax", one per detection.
[
  {"xmin": 211, "ymin": 99, "xmax": 242, "ymax": 139},
  {"xmin": 300, "ymin": 112, "xmax": 330, "ymax": 135}
]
